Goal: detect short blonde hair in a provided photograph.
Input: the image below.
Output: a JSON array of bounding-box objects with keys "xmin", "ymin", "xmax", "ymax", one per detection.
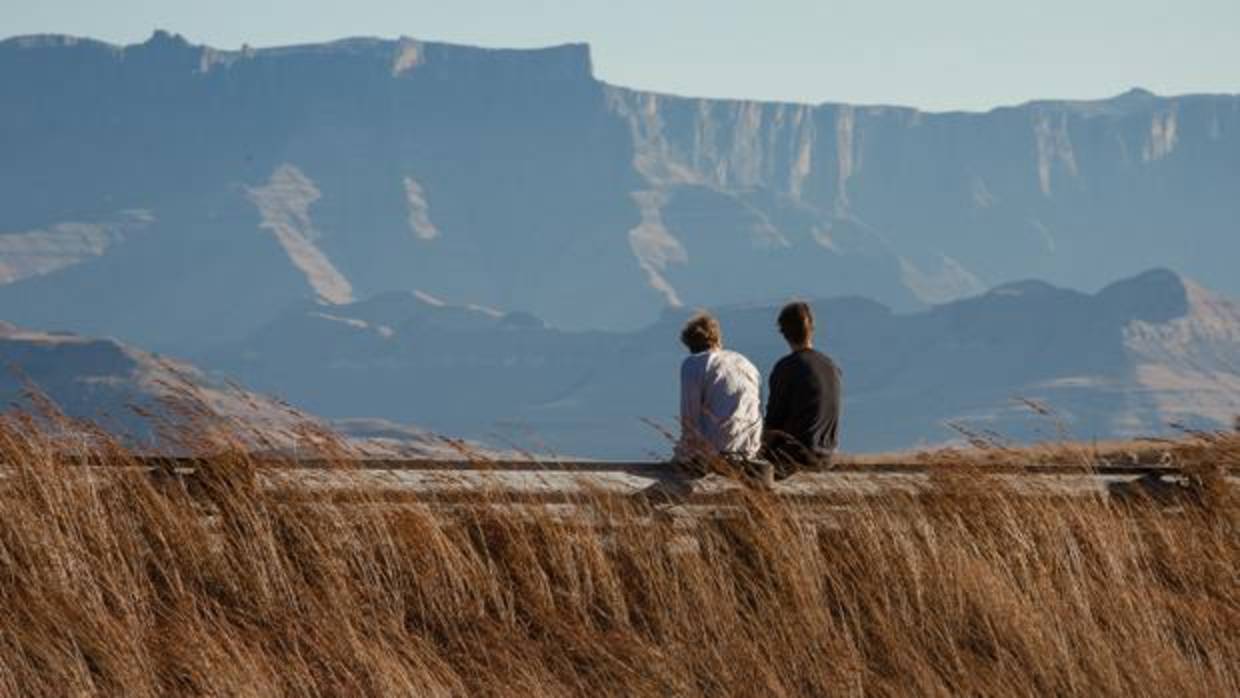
[{"xmin": 680, "ymin": 313, "xmax": 721, "ymax": 353}]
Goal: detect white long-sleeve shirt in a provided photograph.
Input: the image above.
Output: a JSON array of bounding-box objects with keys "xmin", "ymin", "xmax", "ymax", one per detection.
[{"xmin": 675, "ymin": 349, "xmax": 762, "ymax": 460}]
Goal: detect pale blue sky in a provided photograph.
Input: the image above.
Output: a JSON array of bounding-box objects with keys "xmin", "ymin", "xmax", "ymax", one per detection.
[{"xmin": 6, "ymin": 0, "xmax": 1238, "ymax": 111}]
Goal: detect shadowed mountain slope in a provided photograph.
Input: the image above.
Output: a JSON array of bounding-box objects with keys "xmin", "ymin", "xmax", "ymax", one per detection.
[
  {"xmin": 0, "ymin": 321, "xmax": 305, "ymax": 446},
  {"xmin": 0, "ymin": 322, "xmax": 472, "ymax": 457}
]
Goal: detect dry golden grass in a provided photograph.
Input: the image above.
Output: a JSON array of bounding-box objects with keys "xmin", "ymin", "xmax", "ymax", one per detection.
[{"xmin": 0, "ymin": 409, "xmax": 1236, "ymax": 697}]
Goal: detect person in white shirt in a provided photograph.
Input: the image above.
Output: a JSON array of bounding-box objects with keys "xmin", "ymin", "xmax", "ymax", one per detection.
[{"xmin": 672, "ymin": 312, "xmax": 763, "ymax": 466}]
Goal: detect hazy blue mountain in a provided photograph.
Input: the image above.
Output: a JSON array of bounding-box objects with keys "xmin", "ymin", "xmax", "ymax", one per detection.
[
  {"xmin": 0, "ymin": 321, "xmax": 304, "ymax": 445},
  {"xmin": 2, "ymin": 32, "xmax": 1238, "ymax": 353},
  {"xmin": 204, "ymin": 269, "xmax": 1240, "ymax": 458},
  {"xmin": 0, "ymin": 321, "xmax": 477, "ymax": 457}
]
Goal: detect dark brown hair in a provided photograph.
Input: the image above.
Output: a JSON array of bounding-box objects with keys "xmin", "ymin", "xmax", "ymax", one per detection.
[
  {"xmin": 680, "ymin": 313, "xmax": 722, "ymax": 353},
  {"xmin": 777, "ymin": 301, "xmax": 814, "ymax": 345}
]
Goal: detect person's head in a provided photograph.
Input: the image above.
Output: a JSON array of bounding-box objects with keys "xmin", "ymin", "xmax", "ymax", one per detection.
[
  {"xmin": 680, "ymin": 312, "xmax": 722, "ymax": 354},
  {"xmin": 777, "ymin": 301, "xmax": 814, "ymax": 348}
]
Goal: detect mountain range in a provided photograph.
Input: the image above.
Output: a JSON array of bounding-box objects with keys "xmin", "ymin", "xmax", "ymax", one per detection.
[
  {"xmin": 202, "ymin": 268, "xmax": 1240, "ymax": 457},
  {"xmin": 2, "ymin": 32, "xmax": 1239, "ymax": 355},
  {"xmin": 6, "ymin": 268, "xmax": 1237, "ymax": 458},
  {"xmin": 2, "ymin": 31, "xmax": 1238, "ymax": 456}
]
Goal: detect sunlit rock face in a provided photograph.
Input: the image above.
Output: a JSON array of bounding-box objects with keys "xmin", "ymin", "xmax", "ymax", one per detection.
[
  {"xmin": 0, "ymin": 210, "xmax": 153, "ymax": 284},
  {"xmin": 0, "ymin": 32, "xmax": 644, "ymax": 350},
  {"xmin": 0, "ymin": 33, "xmax": 1238, "ymax": 354},
  {"xmin": 605, "ymin": 86, "xmax": 1240, "ymax": 309}
]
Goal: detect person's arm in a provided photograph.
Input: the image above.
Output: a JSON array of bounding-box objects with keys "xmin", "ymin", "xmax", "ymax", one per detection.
[
  {"xmin": 739, "ymin": 356, "xmax": 765, "ymax": 458},
  {"xmin": 824, "ymin": 362, "xmax": 842, "ymax": 452},
  {"xmin": 674, "ymin": 357, "xmax": 703, "ymax": 461},
  {"xmin": 764, "ymin": 361, "xmax": 788, "ymax": 440}
]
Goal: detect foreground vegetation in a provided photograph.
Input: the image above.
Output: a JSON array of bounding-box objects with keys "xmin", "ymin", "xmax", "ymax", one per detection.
[{"xmin": 0, "ymin": 410, "xmax": 1236, "ymax": 696}]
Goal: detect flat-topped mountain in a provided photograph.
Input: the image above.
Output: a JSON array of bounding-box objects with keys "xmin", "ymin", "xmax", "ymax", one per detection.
[
  {"xmin": 2, "ymin": 32, "xmax": 1239, "ymax": 353},
  {"xmin": 205, "ymin": 269, "xmax": 1240, "ymax": 457}
]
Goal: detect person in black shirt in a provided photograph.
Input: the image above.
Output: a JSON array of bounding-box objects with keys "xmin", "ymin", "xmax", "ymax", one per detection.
[{"xmin": 762, "ymin": 301, "xmax": 842, "ymax": 478}]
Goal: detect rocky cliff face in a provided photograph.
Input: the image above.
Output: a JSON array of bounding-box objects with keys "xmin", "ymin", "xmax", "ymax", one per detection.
[
  {"xmin": 606, "ymin": 86, "xmax": 1240, "ymax": 305},
  {"xmin": 1, "ymin": 32, "xmax": 1237, "ymax": 356},
  {"xmin": 0, "ymin": 32, "xmax": 646, "ymax": 349}
]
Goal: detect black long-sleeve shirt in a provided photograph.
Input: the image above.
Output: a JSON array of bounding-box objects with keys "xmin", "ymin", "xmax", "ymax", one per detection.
[{"xmin": 764, "ymin": 348, "xmax": 842, "ymax": 462}]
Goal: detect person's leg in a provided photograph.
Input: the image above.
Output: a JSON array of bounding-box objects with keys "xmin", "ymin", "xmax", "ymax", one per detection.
[
  {"xmin": 806, "ymin": 451, "xmax": 833, "ymax": 473},
  {"xmin": 756, "ymin": 460, "xmax": 778, "ymax": 490},
  {"xmin": 728, "ymin": 455, "xmax": 775, "ymax": 491},
  {"xmin": 676, "ymin": 455, "xmax": 710, "ymax": 479},
  {"xmin": 760, "ymin": 435, "xmax": 806, "ymax": 481},
  {"xmin": 636, "ymin": 457, "xmax": 703, "ymax": 503}
]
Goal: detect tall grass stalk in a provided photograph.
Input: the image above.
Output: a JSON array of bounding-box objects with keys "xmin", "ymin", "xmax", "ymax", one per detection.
[{"xmin": 0, "ymin": 411, "xmax": 1235, "ymax": 696}]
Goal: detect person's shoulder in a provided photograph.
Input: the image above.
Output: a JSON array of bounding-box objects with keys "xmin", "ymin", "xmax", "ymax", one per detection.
[
  {"xmin": 810, "ymin": 349, "xmax": 842, "ymax": 375},
  {"xmin": 719, "ymin": 349, "xmax": 760, "ymax": 377},
  {"xmin": 680, "ymin": 351, "xmax": 708, "ymax": 373},
  {"xmin": 771, "ymin": 352, "xmax": 799, "ymax": 375},
  {"xmin": 773, "ymin": 351, "xmax": 798, "ymax": 367},
  {"xmin": 809, "ymin": 348, "xmax": 836, "ymax": 363},
  {"xmin": 718, "ymin": 348, "xmax": 755, "ymax": 366}
]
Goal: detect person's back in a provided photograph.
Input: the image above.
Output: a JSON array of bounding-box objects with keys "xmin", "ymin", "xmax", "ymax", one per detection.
[
  {"xmin": 677, "ymin": 348, "xmax": 762, "ymax": 460},
  {"xmin": 763, "ymin": 302, "xmax": 842, "ymax": 472},
  {"xmin": 673, "ymin": 313, "xmax": 762, "ymax": 463},
  {"xmin": 764, "ymin": 348, "xmax": 841, "ymax": 464}
]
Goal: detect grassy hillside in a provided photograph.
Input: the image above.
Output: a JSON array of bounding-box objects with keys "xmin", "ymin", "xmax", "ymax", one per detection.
[{"xmin": 0, "ymin": 412, "xmax": 1236, "ymax": 696}]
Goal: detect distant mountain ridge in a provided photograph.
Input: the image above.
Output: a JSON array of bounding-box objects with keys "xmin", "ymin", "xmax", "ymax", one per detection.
[
  {"xmin": 0, "ymin": 321, "xmax": 486, "ymax": 458},
  {"xmin": 2, "ymin": 31, "xmax": 1239, "ymax": 353},
  {"xmin": 202, "ymin": 268, "xmax": 1240, "ymax": 457},
  {"xmin": 0, "ymin": 321, "xmax": 305, "ymax": 446}
]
